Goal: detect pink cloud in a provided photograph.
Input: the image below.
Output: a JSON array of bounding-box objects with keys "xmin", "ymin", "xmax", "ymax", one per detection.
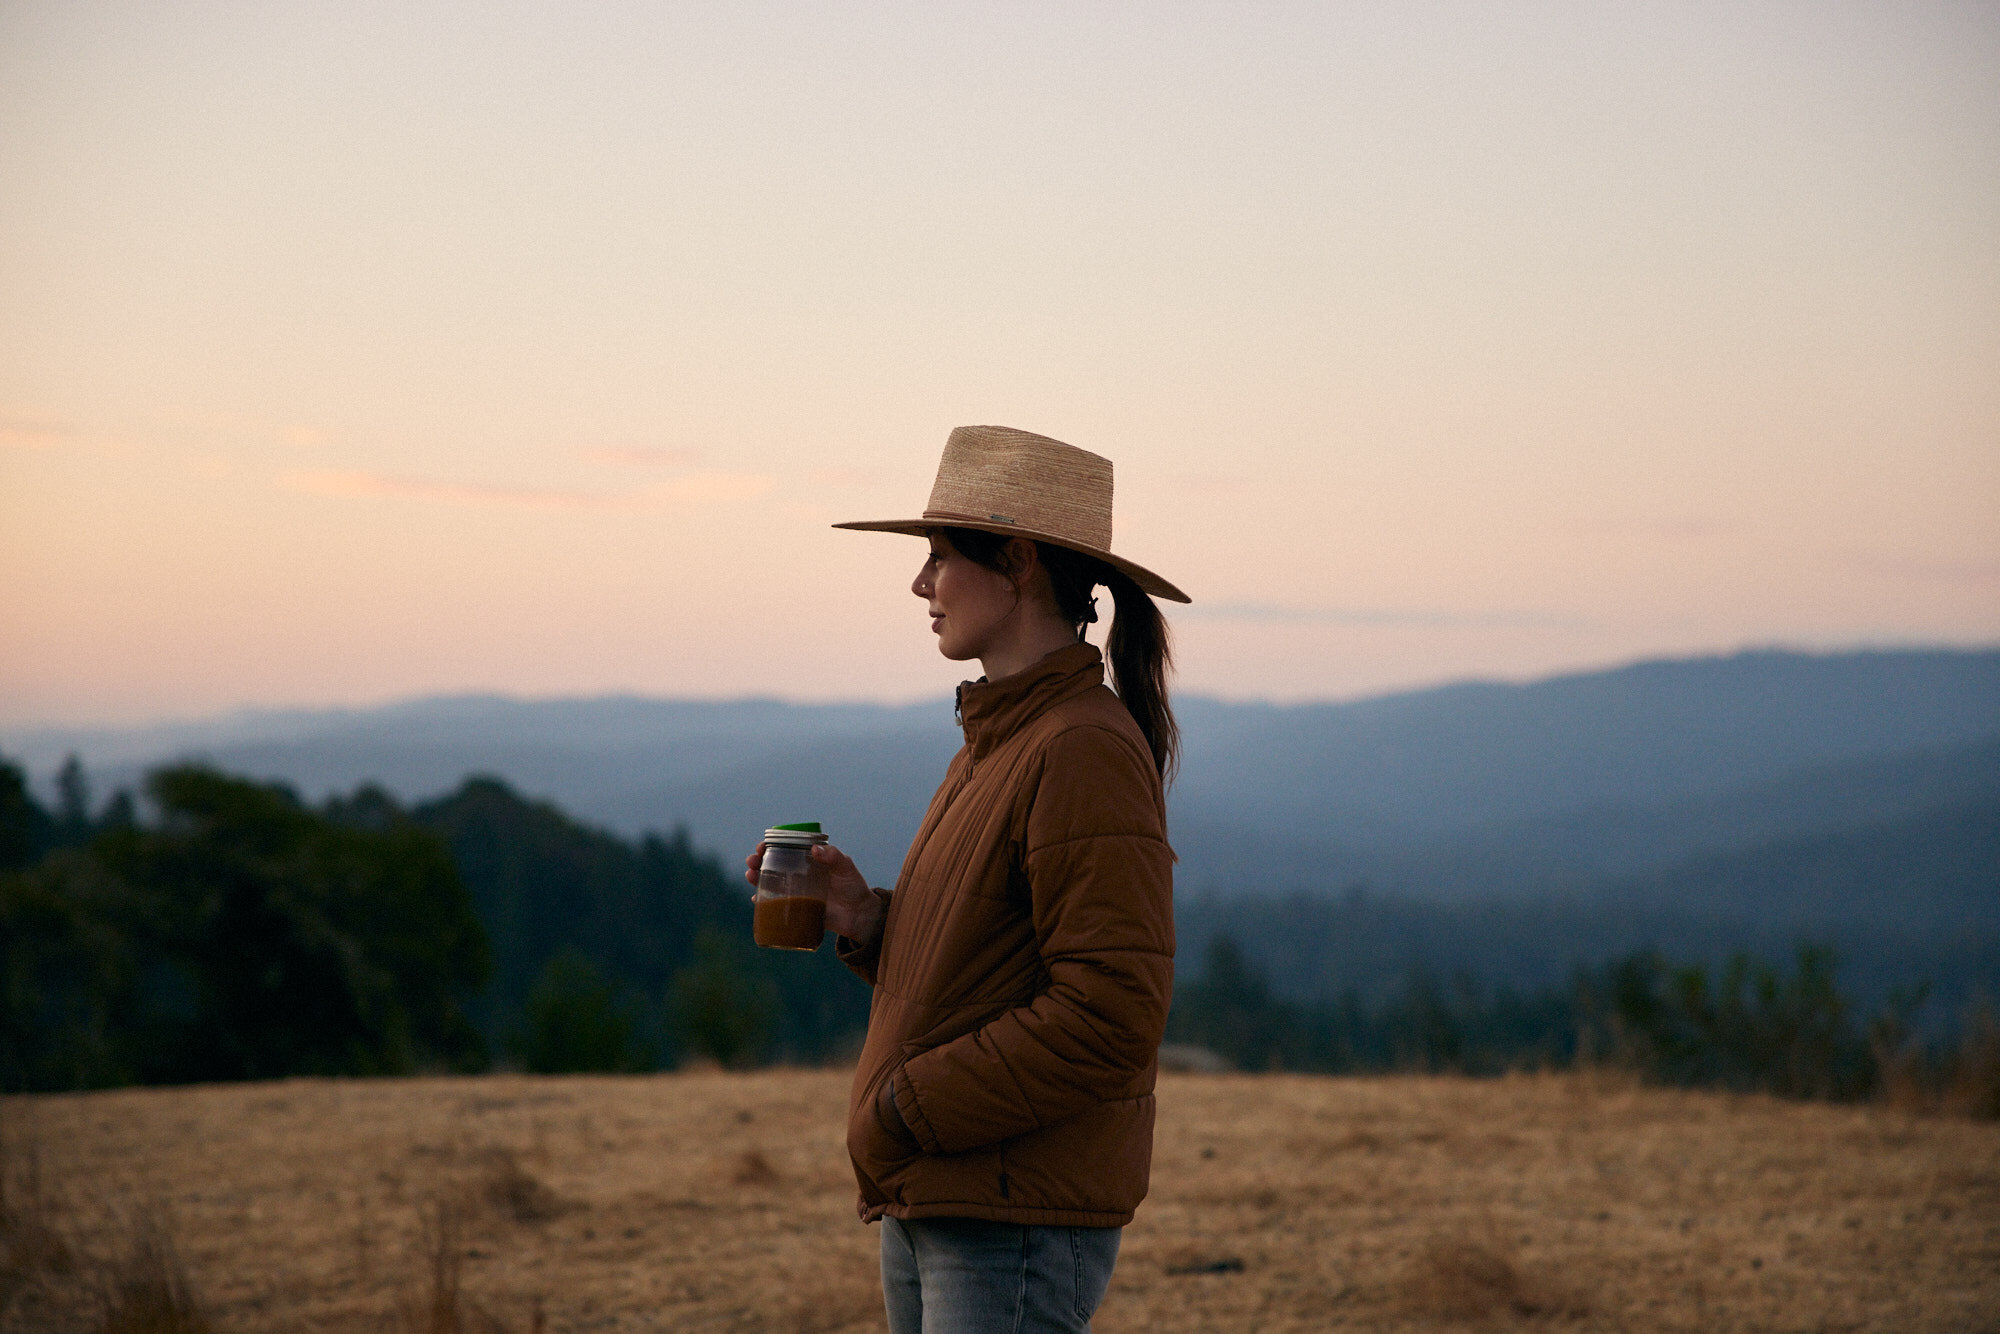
[{"xmin": 0, "ymin": 417, "xmax": 78, "ymax": 450}]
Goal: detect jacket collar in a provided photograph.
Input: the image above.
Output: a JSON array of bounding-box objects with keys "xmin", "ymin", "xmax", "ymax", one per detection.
[{"xmin": 955, "ymin": 641, "xmax": 1104, "ymax": 760}]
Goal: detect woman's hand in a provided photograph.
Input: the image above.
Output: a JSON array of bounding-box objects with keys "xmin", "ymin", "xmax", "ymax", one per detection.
[
  {"xmin": 877, "ymin": 1076, "xmax": 919, "ymax": 1150},
  {"xmin": 813, "ymin": 843, "xmax": 886, "ymax": 943},
  {"xmin": 742, "ymin": 841, "xmax": 886, "ymax": 946}
]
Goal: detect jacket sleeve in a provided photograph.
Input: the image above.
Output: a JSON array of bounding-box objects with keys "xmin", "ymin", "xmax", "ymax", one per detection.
[{"xmin": 894, "ymin": 723, "xmax": 1175, "ymax": 1156}]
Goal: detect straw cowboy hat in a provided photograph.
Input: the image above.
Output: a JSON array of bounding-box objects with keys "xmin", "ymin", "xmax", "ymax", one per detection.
[{"xmin": 834, "ymin": 425, "xmax": 1191, "ymax": 604}]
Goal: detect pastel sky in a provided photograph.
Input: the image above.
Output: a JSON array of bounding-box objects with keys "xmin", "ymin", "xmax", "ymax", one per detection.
[{"xmin": 3, "ymin": 2, "xmax": 1996, "ymax": 726}]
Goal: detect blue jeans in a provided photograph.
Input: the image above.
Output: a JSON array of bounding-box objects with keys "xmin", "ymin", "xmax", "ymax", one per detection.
[{"xmin": 880, "ymin": 1216, "xmax": 1122, "ymax": 1334}]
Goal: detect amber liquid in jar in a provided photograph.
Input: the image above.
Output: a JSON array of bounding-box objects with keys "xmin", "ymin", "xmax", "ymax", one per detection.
[
  {"xmin": 754, "ymin": 894, "xmax": 827, "ymax": 950},
  {"xmin": 754, "ymin": 830, "xmax": 831, "ymax": 951}
]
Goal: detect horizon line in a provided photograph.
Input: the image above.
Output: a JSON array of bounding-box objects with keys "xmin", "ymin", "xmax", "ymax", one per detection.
[{"xmin": 5, "ymin": 637, "xmax": 1996, "ymax": 738}]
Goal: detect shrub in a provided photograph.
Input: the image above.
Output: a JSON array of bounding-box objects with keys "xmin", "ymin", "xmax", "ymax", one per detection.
[
  {"xmin": 1582, "ymin": 946, "xmax": 1876, "ymax": 1100},
  {"xmin": 509, "ymin": 950, "xmax": 650, "ymax": 1075},
  {"xmin": 668, "ymin": 927, "xmax": 775, "ymax": 1068}
]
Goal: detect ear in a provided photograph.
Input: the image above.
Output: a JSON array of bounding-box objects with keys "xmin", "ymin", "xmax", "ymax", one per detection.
[{"xmin": 1000, "ymin": 537, "xmax": 1040, "ymax": 585}]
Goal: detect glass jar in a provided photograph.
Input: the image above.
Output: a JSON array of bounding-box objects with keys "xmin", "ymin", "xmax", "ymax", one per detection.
[{"xmin": 754, "ymin": 823, "xmax": 831, "ymax": 950}]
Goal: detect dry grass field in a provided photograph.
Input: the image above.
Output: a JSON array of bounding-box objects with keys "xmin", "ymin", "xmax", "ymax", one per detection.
[{"xmin": 3, "ymin": 1069, "xmax": 1996, "ymax": 1333}]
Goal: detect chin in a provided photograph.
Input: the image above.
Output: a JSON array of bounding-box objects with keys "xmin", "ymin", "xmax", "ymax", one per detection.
[{"xmin": 931, "ymin": 625, "xmax": 980, "ymax": 662}]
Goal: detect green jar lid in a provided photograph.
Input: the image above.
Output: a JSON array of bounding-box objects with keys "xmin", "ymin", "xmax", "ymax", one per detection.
[{"xmin": 772, "ymin": 821, "xmax": 823, "ymax": 833}]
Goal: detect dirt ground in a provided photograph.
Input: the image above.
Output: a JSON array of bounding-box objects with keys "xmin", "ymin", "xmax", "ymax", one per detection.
[{"xmin": 4, "ymin": 1069, "xmax": 1996, "ymax": 1332}]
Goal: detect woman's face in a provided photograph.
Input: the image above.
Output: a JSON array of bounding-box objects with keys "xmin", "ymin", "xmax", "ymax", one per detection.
[{"xmin": 912, "ymin": 532, "xmax": 1020, "ymax": 662}]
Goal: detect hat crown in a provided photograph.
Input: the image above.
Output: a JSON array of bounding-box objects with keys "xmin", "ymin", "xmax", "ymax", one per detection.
[
  {"xmin": 922, "ymin": 426, "xmax": 1113, "ymax": 551},
  {"xmin": 829, "ymin": 423, "xmax": 1189, "ymax": 603}
]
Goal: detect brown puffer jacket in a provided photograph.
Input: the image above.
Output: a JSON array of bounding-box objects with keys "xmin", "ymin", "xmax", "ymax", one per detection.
[{"xmin": 836, "ymin": 642, "xmax": 1175, "ymax": 1227}]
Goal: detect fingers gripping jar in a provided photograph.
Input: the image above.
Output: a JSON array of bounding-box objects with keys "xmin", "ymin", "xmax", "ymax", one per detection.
[{"xmin": 754, "ymin": 823, "xmax": 831, "ymax": 950}]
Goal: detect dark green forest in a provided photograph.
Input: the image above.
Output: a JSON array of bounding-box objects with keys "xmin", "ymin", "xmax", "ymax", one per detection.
[
  {"xmin": 2, "ymin": 756, "xmax": 868, "ymax": 1090},
  {"xmin": 3, "ymin": 760, "xmax": 488, "ymax": 1088},
  {"xmin": 3, "ymin": 755, "xmax": 1990, "ymax": 1112}
]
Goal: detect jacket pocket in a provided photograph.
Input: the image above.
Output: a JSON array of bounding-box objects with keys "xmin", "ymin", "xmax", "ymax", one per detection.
[{"xmin": 847, "ymin": 1059, "xmax": 922, "ymax": 1196}]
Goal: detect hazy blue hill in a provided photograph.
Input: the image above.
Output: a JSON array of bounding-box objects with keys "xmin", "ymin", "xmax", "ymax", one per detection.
[
  {"xmin": 1173, "ymin": 647, "xmax": 2000, "ymax": 842},
  {"xmin": 1182, "ymin": 798, "xmax": 1999, "ymax": 1016},
  {"xmin": 1338, "ymin": 737, "xmax": 2000, "ymax": 902},
  {"xmin": 1467, "ymin": 737, "xmax": 2000, "ymax": 877},
  {"xmin": 593, "ymin": 726, "xmax": 962, "ymax": 891},
  {"xmin": 8, "ymin": 646, "xmax": 1996, "ymax": 910},
  {"xmin": 9, "ymin": 695, "xmax": 949, "ymax": 875},
  {"xmin": 10, "ymin": 693, "xmax": 940, "ymax": 770},
  {"xmin": 1600, "ymin": 798, "xmax": 2000, "ymax": 933}
]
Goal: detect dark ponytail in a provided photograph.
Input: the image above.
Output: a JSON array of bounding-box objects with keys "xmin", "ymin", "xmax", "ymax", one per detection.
[
  {"xmin": 940, "ymin": 527, "xmax": 1179, "ymax": 784},
  {"xmin": 1099, "ymin": 567, "xmax": 1179, "ymax": 784}
]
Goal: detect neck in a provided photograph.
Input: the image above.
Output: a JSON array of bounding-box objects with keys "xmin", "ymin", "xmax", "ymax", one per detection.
[{"xmin": 978, "ymin": 617, "xmax": 1081, "ymax": 684}]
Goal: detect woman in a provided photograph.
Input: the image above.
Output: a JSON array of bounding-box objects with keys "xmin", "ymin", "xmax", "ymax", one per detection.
[{"xmin": 745, "ymin": 425, "xmax": 1186, "ymax": 1334}]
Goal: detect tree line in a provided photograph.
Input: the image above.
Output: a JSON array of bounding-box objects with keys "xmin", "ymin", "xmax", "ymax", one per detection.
[
  {"xmin": 1166, "ymin": 934, "xmax": 1994, "ymax": 1112},
  {"xmin": 4, "ymin": 755, "xmax": 1989, "ymax": 1113},
  {"xmin": 1, "ymin": 756, "xmax": 868, "ymax": 1091}
]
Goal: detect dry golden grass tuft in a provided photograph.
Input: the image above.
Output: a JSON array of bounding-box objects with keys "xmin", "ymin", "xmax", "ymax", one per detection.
[
  {"xmin": 392, "ymin": 1198, "xmax": 515, "ymax": 1334},
  {"xmin": 95, "ymin": 1204, "xmax": 212, "ymax": 1334},
  {"xmin": 732, "ymin": 1148, "xmax": 781, "ymax": 1187},
  {"xmin": 4, "ymin": 1069, "xmax": 1997, "ymax": 1332},
  {"xmin": 1403, "ymin": 1233, "xmax": 1587, "ymax": 1322},
  {"xmin": 1877, "ymin": 1045, "xmax": 1935, "ymax": 1117},
  {"xmin": 469, "ymin": 1148, "xmax": 567, "ymax": 1226},
  {"xmin": 0, "ymin": 1120, "xmax": 74, "ymax": 1313},
  {"xmin": 1942, "ymin": 1007, "xmax": 2000, "ymax": 1120},
  {"xmin": 1876, "ymin": 1002, "xmax": 2000, "ymax": 1121}
]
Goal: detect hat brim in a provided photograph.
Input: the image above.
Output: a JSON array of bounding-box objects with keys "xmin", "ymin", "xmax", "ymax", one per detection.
[{"xmin": 833, "ymin": 516, "xmax": 1190, "ymax": 604}]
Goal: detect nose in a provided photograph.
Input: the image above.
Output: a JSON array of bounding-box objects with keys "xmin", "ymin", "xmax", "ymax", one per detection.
[{"xmin": 911, "ymin": 559, "xmax": 932, "ymax": 600}]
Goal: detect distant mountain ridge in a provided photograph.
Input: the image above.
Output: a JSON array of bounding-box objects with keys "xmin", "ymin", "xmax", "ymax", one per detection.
[
  {"xmin": 1289, "ymin": 736, "xmax": 2000, "ymax": 903},
  {"xmin": 1174, "ymin": 647, "xmax": 2000, "ymax": 835},
  {"xmin": 1178, "ymin": 794, "xmax": 2000, "ymax": 1015},
  {"xmin": 6, "ymin": 646, "xmax": 1997, "ymax": 913}
]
